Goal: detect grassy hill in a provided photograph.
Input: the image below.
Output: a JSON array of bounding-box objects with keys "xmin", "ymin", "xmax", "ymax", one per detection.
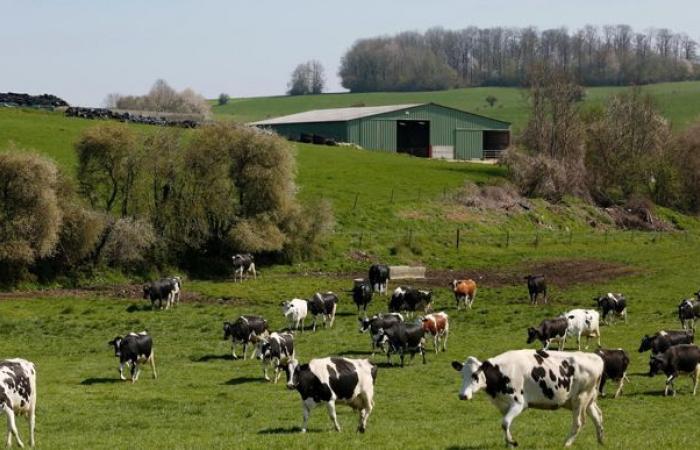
[{"xmin": 214, "ymin": 80, "xmax": 700, "ymax": 132}]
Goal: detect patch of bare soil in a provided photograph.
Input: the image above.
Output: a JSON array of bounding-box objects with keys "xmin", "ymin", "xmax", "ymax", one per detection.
[
  {"xmin": 0, "ymin": 284, "xmax": 206, "ymax": 303},
  {"xmin": 424, "ymin": 259, "xmax": 640, "ymax": 289}
]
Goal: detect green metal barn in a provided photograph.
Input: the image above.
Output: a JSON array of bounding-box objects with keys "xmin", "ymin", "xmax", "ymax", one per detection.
[{"xmin": 252, "ymin": 103, "xmax": 510, "ymax": 160}]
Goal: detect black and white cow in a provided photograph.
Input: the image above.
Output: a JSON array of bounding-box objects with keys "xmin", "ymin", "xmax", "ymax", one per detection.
[
  {"xmin": 525, "ymin": 275, "xmax": 547, "ymax": 305},
  {"xmin": 286, "ymin": 357, "xmax": 377, "ymax": 433},
  {"xmin": 593, "ymin": 293, "xmax": 627, "ymax": 324},
  {"xmin": 254, "ymin": 332, "xmax": 295, "ymax": 383},
  {"xmin": 108, "ymin": 332, "xmax": 157, "ymax": 383},
  {"xmin": 0, "ymin": 359, "xmax": 36, "ymax": 448},
  {"xmin": 358, "ymin": 313, "xmax": 404, "ymax": 356},
  {"xmin": 232, "ymin": 253, "xmax": 256, "ymax": 283},
  {"xmin": 638, "ymin": 330, "xmax": 694, "ymax": 355},
  {"xmin": 594, "ymin": 348, "xmax": 630, "ymax": 398},
  {"xmin": 223, "ymin": 315, "xmax": 269, "ymax": 359},
  {"xmin": 167, "ymin": 276, "xmax": 182, "ymax": 308},
  {"xmin": 452, "ymin": 349, "xmax": 604, "ymax": 448},
  {"xmin": 308, "ymin": 292, "xmax": 338, "ymax": 331},
  {"xmin": 388, "ymin": 286, "xmax": 432, "ymax": 317},
  {"xmin": 649, "ymin": 344, "xmax": 700, "ymax": 396},
  {"xmin": 368, "ymin": 264, "xmax": 390, "ymax": 295},
  {"xmin": 376, "ymin": 321, "xmax": 426, "ymax": 367},
  {"xmin": 564, "ymin": 309, "xmax": 601, "ymax": 350},
  {"xmin": 352, "ymin": 282, "xmax": 373, "ymax": 315},
  {"xmin": 526, "ymin": 317, "xmax": 568, "ymax": 350},
  {"xmin": 142, "ymin": 278, "xmax": 178, "ymax": 310},
  {"xmin": 678, "ymin": 298, "xmax": 700, "ymax": 331}
]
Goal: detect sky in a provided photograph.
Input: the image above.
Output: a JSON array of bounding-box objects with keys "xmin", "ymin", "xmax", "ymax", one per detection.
[{"xmin": 1, "ymin": 0, "xmax": 699, "ymax": 106}]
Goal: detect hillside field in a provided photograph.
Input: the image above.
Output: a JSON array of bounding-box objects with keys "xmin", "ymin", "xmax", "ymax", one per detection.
[{"xmin": 213, "ymin": 80, "xmax": 700, "ymax": 132}]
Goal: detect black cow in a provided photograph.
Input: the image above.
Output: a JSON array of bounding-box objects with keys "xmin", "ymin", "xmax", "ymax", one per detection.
[
  {"xmin": 232, "ymin": 253, "xmax": 256, "ymax": 282},
  {"xmin": 255, "ymin": 332, "xmax": 295, "ymax": 383},
  {"xmin": 286, "ymin": 357, "xmax": 377, "ymax": 433},
  {"xmin": 594, "ymin": 293, "xmax": 628, "ymax": 324},
  {"xmin": 368, "ymin": 264, "xmax": 390, "ymax": 295},
  {"xmin": 594, "ymin": 348, "xmax": 630, "ymax": 398},
  {"xmin": 223, "ymin": 315, "xmax": 269, "ymax": 359},
  {"xmin": 388, "ymin": 286, "xmax": 432, "ymax": 316},
  {"xmin": 308, "ymin": 292, "xmax": 338, "ymax": 331},
  {"xmin": 377, "ymin": 322, "xmax": 426, "ymax": 367},
  {"xmin": 143, "ymin": 279, "xmax": 178, "ymax": 310},
  {"xmin": 108, "ymin": 332, "xmax": 157, "ymax": 383},
  {"xmin": 352, "ymin": 281, "xmax": 373, "ymax": 315},
  {"xmin": 525, "ymin": 275, "xmax": 547, "ymax": 305},
  {"xmin": 526, "ymin": 317, "xmax": 568, "ymax": 350},
  {"xmin": 638, "ymin": 330, "xmax": 694, "ymax": 355},
  {"xmin": 678, "ymin": 299, "xmax": 700, "ymax": 331},
  {"xmin": 358, "ymin": 313, "xmax": 404, "ymax": 356},
  {"xmin": 649, "ymin": 344, "xmax": 700, "ymax": 396}
]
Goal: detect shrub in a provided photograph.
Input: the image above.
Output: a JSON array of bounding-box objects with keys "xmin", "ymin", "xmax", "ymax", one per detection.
[
  {"xmin": 218, "ymin": 93, "xmax": 230, "ymax": 105},
  {"xmin": 100, "ymin": 218, "xmax": 155, "ymax": 267}
]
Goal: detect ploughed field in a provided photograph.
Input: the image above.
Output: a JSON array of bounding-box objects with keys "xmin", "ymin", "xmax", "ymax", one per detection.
[{"xmin": 4, "ymin": 238, "xmax": 700, "ymax": 449}]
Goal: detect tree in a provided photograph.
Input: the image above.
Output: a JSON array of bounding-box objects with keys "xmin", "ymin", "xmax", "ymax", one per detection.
[
  {"xmin": 485, "ymin": 95, "xmax": 497, "ymax": 107},
  {"xmin": 113, "ymin": 79, "xmax": 211, "ymax": 117},
  {"xmin": 218, "ymin": 93, "xmax": 230, "ymax": 105},
  {"xmin": 287, "ymin": 60, "xmax": 326, "ymax": 95}
]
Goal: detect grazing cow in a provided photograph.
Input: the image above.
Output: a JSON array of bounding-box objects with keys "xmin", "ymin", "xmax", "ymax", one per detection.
[
  {"xmin": 525, "ymin": 275, "xmax": 547, "ymax": 305},
  {"xmin": 368, "ymin": 264, "xmax": 390, "ymax": 295},
  {"xmin": 287, "ymin": 357, "xmax": 377, "ymax": 433},
  {"xmin": 232, "ymin": 253, "xmax": 256, "ymax": 282},
  {"xmin": 142, "ymin": 279, "xmax": 178, "ymax": 310},
  {"xmin": 282, "ymin": 299, "xmax": 308, "ymax": 332},
  {"xmin": 376, "ymin": 322, "xmax": 426, "ymax": 367},
  {"xmin": 389, "ymin": 286, "xmax": 432, "ymax": 317},
  {"xmin": 451, "ymin": 279, "xmax": 477, "ymax": 310},
  {"xmin": 638, "ymin": 330, "xmax": 694, "ymax": 355},
  {"xmin": 108, "ymin": 332, "xmax": 157, "ymax": 383},
  {"xmin": 223, "ymin": 315, "xmax": 269, "ymax": 359},
  {"xmin": 167, "ymin": 276, "xmax": 182, "ymax": 308},
  {"xmin": 452, "ymin": 349, "xmax": 604, "ymax": 448},
  {"xmin": 594, "ymin": 293, "xmax": 627, "ymax": 324},
  {"xmin": 352, "ymin": 282, "xmax": 373, "ymax": 315},
  {"xmin": 678, "ymin": 299, "xmax": 700, "ymax": 331},
  {"xmin": 420, "ymin": 312, "xmax": 450, "ymax": 353},
  {"xmin": 564, "ymin": 309, "xmax": 601, "ymax": 350},
  {"xmin": 649, "ymin": 344, "xmax": 700, "ymax": 396},
  {"xmin": 308, "ymin": 292, "xmax": 338, "ymax": 331},
  {"xmin": 527, "ymin": 317, "xmax": 568, "ymax": 350},
  {"xmin": 594, "ymin": 348, "xmax": 630, "ymax": 398},
  {"xmin": 0, "ymin": 359, "xmax": 36, "ymax": 448},
  {"xmin": 358, "ymin": 313, "xmax": 404, "ymax": 356},
  {"xmin": 254, "ymin": 332, "xmax": 295, "ymax": 383}
]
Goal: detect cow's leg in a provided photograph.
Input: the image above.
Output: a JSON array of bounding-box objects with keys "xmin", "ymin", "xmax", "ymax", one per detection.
[
  {"xmin": 231, "ymin": 341, "xmax": 239, "ymax": 359},
  {"xmin": 242, "ymin": 342, "xmax": 249, "ymax": 360},
  {"xmin": 543, "ymin": 340, "xmax": 550, "ymax": 351},
  {"xmin": 3, "ymin": 406, "xmax": 23, "ymax": 448},
  {"xmin": 614, "ymin": 374, "xmax": 626, "ymax": 398},
  {"xmin": 149, "ymin": 352, "xmax": 157, "ymax": 379},
  {"xmin": 564, "ymin": 397, "xmax": 586, "ymax": 447},
  {"xmin": 301, "ymin": 398, "xmax": 315, "ymax": 433},
  {"xmin": 443, "ymin": 329, "xmax": 449, "ymax": 352},
  {"xmin": 326, "ymin": 401, "xmax": 341, "ymax": 432},
  {"xmin": 131, "ymin": 362, "xmax": 140, "ymax": 383},
  {"xmin": 358, "ymin": 395, "xmax": 372, "ymax": 433},
  {"xmin": 312, "ymin": 316, "xmax": 317, "ymax": 332},
  {"xmin": 693, "ymin": 365, "xmax": 700, "ymax": 395},
  {"xmin": 665, "ymin": 374, "xmax": 676, "ymax": 396},
  {"xmin": 28, "ymin": 400, "xmax": 35, "ymax": 448},
  {"xmin": 399, "ymin": 348, "xmax": 405, "ymax": 368},
  {"xmin": 502, "ymin": 402, "xmax": 524, "ymax": 448},
  {"xmin": 433, "ymin": 334, "xmax": 439, "ymax": 354},
  {"xmin": 118, "ymin": 361, "xmax": 127, "ymax": 381},
  {"xmin": 251, "ymin": 264, "xmax": 257, "ymax": 280},
  {"xmin": 420, "ymin": 344, "xmax": 426, "ymax": 364},
  {"xmin": 329, "ymin": 303, "xmax": 337, "ymax": 328},
  {"xmin": 586, "ymin": 398, "xmax": 605, "ymax": 445},
  {"xmin": 577, "ymin": 333, "xmax": 582, "ymax": 351}
]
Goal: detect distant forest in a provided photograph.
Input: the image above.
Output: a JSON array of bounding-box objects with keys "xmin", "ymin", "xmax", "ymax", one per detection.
[{"xmin": 339, "ymin": 25, "xmax": 700, "ymax": 92}]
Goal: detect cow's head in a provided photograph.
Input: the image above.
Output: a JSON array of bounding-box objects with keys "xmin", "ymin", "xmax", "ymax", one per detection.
[
  {"xmin": 526, "ymin": 327, "xmax": 540, "ymax": 344},
  {"xmin": 142, "ymin": 284, "xmax": 150, "ymax": 299},
  {"xmin": 254, "ymin": 334, "xmax": 271, "ymax": 360},
  {"xmin": 108, "ymin": 336, "xmax": 123, "ymax": 357},
  {"xmin": 281, "ymin": 301, "xmax": 293, "ymax": 315},
  {"xmin": 223, "ymin": 322, "xmax": 232, "ymax": 340},
  {"xmin": 452, "ymin": 356, "xmax": 484, "ymax": 400},
  {"xmin": 649, "ymin": 354, "xmax": 667, "ymax": 377},
  {"xmin": 358, "ymin": 317, "xmax": 372, "ymax": 333},
  {"xmin": 450, "ymin": 280, "xmax": 459, "ymax": 290},
  {"xmin": 679, "ymin": 299, "xmax": 694, "ymax": 319},
  {"xmin": 638, "ymin": 335, "xmax": 654, "ymax": 353},
  {"xmin": 593, "ymin": 296, "xmax": 604, "ymax": 307},
  {"xmin": 286, "ymin": 358, "xmax": 302, "ymax": 390}
]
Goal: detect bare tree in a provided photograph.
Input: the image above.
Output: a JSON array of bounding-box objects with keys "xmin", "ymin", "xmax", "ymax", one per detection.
[{"xmin": 288, "ymin": 60, "xmax": 326, "ymax": 95}]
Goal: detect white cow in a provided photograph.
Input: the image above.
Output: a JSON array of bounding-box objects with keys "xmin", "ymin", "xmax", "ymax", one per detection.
[
  {"xmin": 563, "ymin": 309, "xmax": 601, "ymax": 350},
  {"xmin": 453, "ymin": 349, "xmax": 604, "ymax": 448},
  {"xmin": 282, "ymin": 299, "xmax": 308, "ymax": 332},
  {"xmin": 0, "ymin": 359, "xmax": 37, "ymax": 448}
]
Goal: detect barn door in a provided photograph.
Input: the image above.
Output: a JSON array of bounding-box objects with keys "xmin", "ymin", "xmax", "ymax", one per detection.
[{"xmin": 454, "ymin": 130, "xmax": 483, "ymax": 160}]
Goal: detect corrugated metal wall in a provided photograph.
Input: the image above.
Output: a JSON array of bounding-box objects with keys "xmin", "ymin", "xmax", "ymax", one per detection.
[
  {"xmin": 455, "ymin": 130, "xmax": 483, "ymax": 159},
  {"xmin": 266, "ymin": 122, "xmax": 348, "ymax": 142}
]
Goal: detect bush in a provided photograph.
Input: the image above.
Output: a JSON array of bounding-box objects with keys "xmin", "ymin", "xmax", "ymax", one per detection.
[
  {"xmin": 100, "ymin": 218, "xmax": 155, "ymax": 267},
  {"xmin": 114, "ymin": 79, "xmax": 211, "ymax": 117},
  {"xmin": 218, "ymin": 93, "xmax": 230, "ymax": 105}
]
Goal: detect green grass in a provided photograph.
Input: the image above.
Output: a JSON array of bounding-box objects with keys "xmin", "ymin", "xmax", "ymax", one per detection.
[
  {"xmin": 4, "ymin": 233, "xmax": 700, "ymax": 448},
  {"xmin": 213, "ymin": 80, "xmax": 700, "ymax": 132}
]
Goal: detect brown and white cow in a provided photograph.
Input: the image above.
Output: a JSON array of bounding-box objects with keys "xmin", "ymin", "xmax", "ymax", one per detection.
[
  {"xmin": 451, "ymin": 279, "xmax": 477, "ymax": 310},
  {"xmin": 420, "ymin": 312, "xmax": 449, "ymax": 353}
]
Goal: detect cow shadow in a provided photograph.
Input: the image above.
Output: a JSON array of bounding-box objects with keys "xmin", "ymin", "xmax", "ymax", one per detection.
[
  {"xmin": 125, "ymin": 303, "xmax": 151, "ymax": 313},
  {"xmin": 80, "ymin": 377, "xmax": 122, "ymax": 385},
  {"xmin": 626, "ymin": 389, "xmax": 665, "ymax": 397},
  {"xmin": 258, "ymin": 427, "xmax": 319, "ymax": 435},
  {"xmin": 336, "ymin": 350, "xmax": 372, "ymax": 356},
  {"xmin": 445, "ymin": 445, "xmax": 489, "ymax": 450},
  {"xmin": 193, "ymin": 354, "xmax": 235, "ymax": 362},
  {"xmin": 335, "ymin": 311, "xmax": 357, "ymax": 317},
  {"xmin": 224, "ymin": 376, "xmax": 262, "ymax": 386}
]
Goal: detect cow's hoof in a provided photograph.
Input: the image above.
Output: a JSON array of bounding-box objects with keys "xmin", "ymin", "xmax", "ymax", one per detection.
[
  {"xmin": 357, "ymin": 426, "xmax": 366, "ymax": 433},
  {"xmin": 507, "ymin": 441, "xmax": 518, "ymax": 448}
]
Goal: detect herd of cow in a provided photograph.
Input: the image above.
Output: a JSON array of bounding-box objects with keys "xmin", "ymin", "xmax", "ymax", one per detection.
[{"xmin": 5, "ymin": 259, "xmax": 700, "ymax": 448}]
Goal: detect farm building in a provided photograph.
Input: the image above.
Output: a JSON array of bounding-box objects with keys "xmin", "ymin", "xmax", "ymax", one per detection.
[{"xmin": 252, "ymin": 103, "xmax": 511, "ymax": 160}]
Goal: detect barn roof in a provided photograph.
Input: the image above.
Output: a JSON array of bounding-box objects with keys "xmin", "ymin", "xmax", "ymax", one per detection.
[{"xmin": 251, "ymin": 104, "xmax": 424, "ymax": 125}]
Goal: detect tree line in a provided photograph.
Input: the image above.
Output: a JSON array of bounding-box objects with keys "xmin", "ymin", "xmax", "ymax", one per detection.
[{"xmin": 339, "ymin": 25, "xmax": 699, "ymax": 92}]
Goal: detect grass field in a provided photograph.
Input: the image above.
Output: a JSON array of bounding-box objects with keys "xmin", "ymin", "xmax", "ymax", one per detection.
[{"xmin": 213, "ymin": 80, "xmax": 700, "ymax": 132}]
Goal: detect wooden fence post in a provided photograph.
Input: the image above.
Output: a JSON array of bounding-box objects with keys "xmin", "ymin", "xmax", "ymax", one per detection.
[{"xmin": 456, "ymin": 229, "xmax": 460, "ymax": 249}]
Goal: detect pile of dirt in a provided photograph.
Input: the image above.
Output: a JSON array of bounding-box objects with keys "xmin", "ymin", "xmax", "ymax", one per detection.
[
  {"xmin": 453, "ymin": 182, "xmax": 531, "ymax": 212},
  {"xmin": 604, "ymin": 205, "xmax": 674, "ymax": 231}
]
